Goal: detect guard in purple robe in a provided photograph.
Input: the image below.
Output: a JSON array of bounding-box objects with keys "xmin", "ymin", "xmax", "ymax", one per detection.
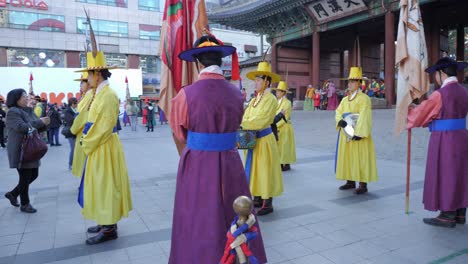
[
  {"xmin": 168, "ymin": 35, "xmax": 267, "ymax": 263},
  {"xmin": 408, "ymin": 57, "xmax": 468, "ymax": 228}
]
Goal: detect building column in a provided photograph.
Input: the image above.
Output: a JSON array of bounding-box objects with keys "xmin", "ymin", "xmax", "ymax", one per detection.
[
  {"xmin": 312, "ymin": 31, "xmax": 320, "ymax": 88},
  {"xmin": 65, "ymin": 51, "xmax": 81, "ymax": 68},
  {"xmin": 384, "ymin": 11, "xmax": 396, "ymax": 106},
  {"xmin": 456, "ymin": 24, "xmax": 464, "ymax": 82},
  {"xmin": 270, "ymin": 43, "xmax": 277, "ymax": 74},
  {"xmin": 127, "ymin": 54, "xmax": 140, "ymax": 69}
]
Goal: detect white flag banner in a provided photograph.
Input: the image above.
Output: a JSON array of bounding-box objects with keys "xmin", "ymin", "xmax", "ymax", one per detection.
[{"xmin": 394, "ymin": 0, "xmax": 430, "ymax": 135}]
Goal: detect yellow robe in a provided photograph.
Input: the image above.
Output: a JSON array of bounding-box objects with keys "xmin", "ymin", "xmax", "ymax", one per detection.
[
  {"xmin": 276, "ymin": 97, "xmax": 296, "ymax": 164},
  {"xmin": 335, "ymin": 92, "xmax": 378, "ymax": 183},
  {"xmin": 70, "ymin": 91, "xmax": 93, "ymax": 178},
  {"xmin": 81, "ymin": 84, "xmax": 132, "ymax": 225},
  {"xmin": 242, "ymin": 92, "xmax": 283, "ymax": 198}
]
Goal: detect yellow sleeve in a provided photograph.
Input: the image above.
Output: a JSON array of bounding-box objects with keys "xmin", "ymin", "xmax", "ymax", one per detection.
[
  {"xmin": 70, "ymin": 111, "xmax": 88, "ymax": 135},
  {"xmin": 335, "ymin": 97, "xmax": 345, "ymax": 129},
  {"xmin": 34, "ymin": 106, "xmax": 42, "ymax": 117},
  {"xmin": 82, "ymin": 91, "xmax": 118, "ymax": 155},
  {"xmin": 241, "ymin": 93, "xmax": 276, "ymax": 130},
  {"xmin": 354, "ymin": 95, "xmax": 372, "ymax": 138},
  {"xmin": 277, "ymin": 99, "xmax": 291, "ymax": 128}
]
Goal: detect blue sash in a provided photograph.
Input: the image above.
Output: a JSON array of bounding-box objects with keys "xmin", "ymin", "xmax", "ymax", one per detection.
[
  {"xmin": 429, "ymin": 119, "xmax": 466, "ymax": 132},
  {"xmin": 245, "ymin": 127, "xmax": 272, "ymax": 184},
  {"xmin": 187, "ymin": 131, "xmax": 237, "ymax": 151},
  {"xmin": 83, "ymin": 122, "xmax": 118, "ymax": 135}
]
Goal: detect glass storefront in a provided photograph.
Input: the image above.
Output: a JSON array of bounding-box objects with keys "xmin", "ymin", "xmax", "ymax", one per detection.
[
  {"xmin": 7, "ymin": 48, "xmax": 65, "ymax": 67},
  {"xmin": 140, "ymin": 55, "xmax": 160, "ymax": 94},
  {"xmin": 0, "ymin": 10, "xmax": 65, "ymax": 32}
]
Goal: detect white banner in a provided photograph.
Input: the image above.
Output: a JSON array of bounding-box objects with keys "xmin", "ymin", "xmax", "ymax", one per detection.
[{"xmin": 0, "ymin": 68, "xmax": 143, "ymax": 104}]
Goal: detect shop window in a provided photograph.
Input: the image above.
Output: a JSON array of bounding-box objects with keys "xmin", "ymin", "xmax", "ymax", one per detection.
[
  {"xmin": 0, "ymin": 10, "xmax": 65, "ymax": 32},
  {"xmin": 139, "ymin": 0, "xmax": 159, "ymax": 11},
  {"xmin": 7, "ymin": 48, "xmax": 65, "ymax": 67},
  {"xmin": 139, "ymin": 24, "xmax": 160, "ymax": 40},
  {"xmin": 77, "ymin": 17, "xmax": 128, "ymax": 37},
  {"xmin": 76, "ymin": 0, "xmax": 128, "ymax": 8}
]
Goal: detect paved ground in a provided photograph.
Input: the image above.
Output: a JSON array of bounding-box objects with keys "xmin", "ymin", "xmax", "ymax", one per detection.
[{"xmin": 0, "ymin": 109, "xmax": 467, "ymax": 264}]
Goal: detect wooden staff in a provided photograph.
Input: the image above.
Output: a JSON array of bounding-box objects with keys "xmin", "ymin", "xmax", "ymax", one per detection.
[{"xmin": 405, "ymin": 128, "xmax": 412, "ymax": 214}]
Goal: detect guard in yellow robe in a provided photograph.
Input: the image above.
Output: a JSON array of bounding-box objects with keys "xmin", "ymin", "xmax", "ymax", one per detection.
[
  {"xmin": 335, "ymin": 67, "xmax": 378, "ymax": 194},
  {"xmin": 242, "ymin": 61, "xmax": 283, "ymax": 215},
  {"xmin": 272, "ymin": 81, "xmax": 296, "ymax": 171},
  {"xmin": 76, "ymin": 13, "xmax": 132, "ymax": 245},
  {"xmin": 70, "ymin": 73, "xmax": 93, "ymax": 178}
]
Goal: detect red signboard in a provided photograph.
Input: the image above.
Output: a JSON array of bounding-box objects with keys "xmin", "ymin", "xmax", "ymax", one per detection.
[{"xmin": 0, "ymin": 0, "xmax": 49, "ymax": 11}]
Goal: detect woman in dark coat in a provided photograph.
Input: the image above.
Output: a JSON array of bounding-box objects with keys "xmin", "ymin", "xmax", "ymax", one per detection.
[
  {"xmin": 4, "ymin": 89, "xmax": 50, "ymax": 213},
  {"xmin": 62, "ymin": 97, "xmax": 78, "ymax": 170},
  {"xmin": 146, "ymin": 103, "xmax": 155, "ymax": 132},
  {"xmin": 48, "ymin": 104, "xmax": 62, "ymax": 146}
]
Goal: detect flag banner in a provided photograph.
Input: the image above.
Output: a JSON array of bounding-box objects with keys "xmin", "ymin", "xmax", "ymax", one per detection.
[
  {"xmin": 158, "ymin": 0, "xmax": 208, "ymax": 119},
  {"xmin": 394, "ymin": 0, "xmax": 430, "ymax": 134}
]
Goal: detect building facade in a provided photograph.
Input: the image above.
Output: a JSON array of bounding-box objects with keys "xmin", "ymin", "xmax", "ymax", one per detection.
[
  {"xmin": 0, "ymin": 0, "xmax": 267, "ymax": 98},
  {"xmin": 0, "ymin": 0, "xmax": 163, "ymax": 95},
  {"xmin": 209, "ymin": 0, "xmax": 468, "ymax": 107}
]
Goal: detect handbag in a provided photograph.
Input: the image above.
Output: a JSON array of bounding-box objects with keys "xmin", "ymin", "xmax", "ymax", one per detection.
[
  {"xmin": 20, "ymin": 128, "xmax": 48, "ymax": 164},
  {"xmin": 236, "ymin": 129, "xmax": 257, "ymax": 149},
  {"xmin": 61, "ymin": 126, "xmax": 73, "ymax": 138}
]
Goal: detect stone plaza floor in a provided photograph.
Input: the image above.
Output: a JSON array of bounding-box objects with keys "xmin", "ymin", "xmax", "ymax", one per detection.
[{"xmin": 0, "ymin": 109, "xmax": 467, "ymax": 264}]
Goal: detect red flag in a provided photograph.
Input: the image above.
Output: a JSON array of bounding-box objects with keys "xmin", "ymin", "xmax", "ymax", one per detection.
[
  {"xmin": 158, "ymin": 0, "xmax": 208, "ymax": 119},
  {"xmin": 29, "ymin": 72, "xmax": 34, "ymax": 81},
  {"xmin": 125, "ymin": 76, "xmax": 128, "ymax": 83}
]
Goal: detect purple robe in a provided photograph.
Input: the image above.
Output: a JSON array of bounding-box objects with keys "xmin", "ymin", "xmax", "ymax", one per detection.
[
  {"xmin": 423, "ymin": 82, "xmax": 468, "ymax": 211},
  {"xmin": 169, "ymin": 77, "xmax": 267, "ymax": 264}
]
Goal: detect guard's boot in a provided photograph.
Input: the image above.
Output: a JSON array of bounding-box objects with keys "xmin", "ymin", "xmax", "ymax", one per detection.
[
  {"xmin": 86, "ymin": 225, "xmax": 118, "ymax": 245},
  {"xmin": 87, "ymin": 224, "xmax": 118, "ymax": 233},
  {"xmin": 253, "ymin": 196, "xmax": 262, "ymax": 208},
  {"xmin": 456, "ymin": 208, "xmax": 466, "ymax": 224},
  {"xmin": 87, "ymin": 225, "xmax": 101, "ymax": 233},
  {"xmin": 354, "ymin": 182, "xmax": 368, "ymax": 194},
  {"xmin": 282, "ymin": 164, "xmax": 291, "ymax": 171},
  {"xmin": 257, "ymin": 198, "xmax": 273, "ymax": 216},
  {"xmin": 423, "ymin": 211, "xmax": 456, "ymax": 228},
  {"xmin": 339, "ymin": 181, "xmax": 355, "ymax": 190},
  {"xmin": 281, "ymin": 164, "xmax": 285, "ymax": 171}
]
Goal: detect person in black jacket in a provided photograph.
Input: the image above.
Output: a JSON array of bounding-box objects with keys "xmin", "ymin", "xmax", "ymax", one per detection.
[
  {"xmin": 4, "ymin": 89, "xmax": 50, "ymax": 213},
  {"xmin": 0, "ymin": 98, "xmax": 6, "ymax": 148},
  {"xmin": 63, "ymin": 97, "xmax": 78, "ymax": 170},
  {"xmin": 48, "ymin": 104, "xmax": 62, "ymax": 146}
]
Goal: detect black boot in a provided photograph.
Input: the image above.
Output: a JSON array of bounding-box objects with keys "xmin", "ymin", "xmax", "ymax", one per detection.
[
  {"xmin": 423, "ymin": 211, "xmax": 456, "ymax": 228},
  {"xmin": 456, "ymin": 208, "xmax": 466, "ymax": 224},
  {"xmin": 4, "ymin": 192, "xmax": 19, "ymax": 207},
  {"xmin": 87, "ymin": 225, "xmax": 101, "ymax": 233},
  {"xmin": 354, "ymin": 182, "xmax": 368, "ymax": 195},
  {"xmin": 86, "ymin": 225, "xmax": 118, "ymax": 245},
  {"xmin": 146, "ymin": 127, "xmax": 149, "ymax": 132},
  {"xmin": 20, "ymin": 204, "xmax": 37, "ymax": 213},
  {"xmin": 339, "ymin": 181, "xmax": 355, "ymax": 190},
  {"xmin": 257, "ymin": 198, "xmax": 273, "ymax": 216},
  {"xmin": 87, "ymin": 224, "xmax": 118, "ymax": 233},
  {"xmin": 253, "ymin": 196, "xmax": 262, "ymax": 208},
  {"xmin": 281, "ymin": 164, "xmax": 290, "ymax": 171}
]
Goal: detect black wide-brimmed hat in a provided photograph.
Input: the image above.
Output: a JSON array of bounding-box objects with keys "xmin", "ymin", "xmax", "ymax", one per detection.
[
  {"xmin": 178, "ymin": 35, "xmax": 236, "ymax": 62},
  {"xmin": 425, "ymin": 57, "xmax": 468, "ymax": 74}
]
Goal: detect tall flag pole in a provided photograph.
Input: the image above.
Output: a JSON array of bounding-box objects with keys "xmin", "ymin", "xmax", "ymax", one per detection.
[
  {"xmin": 394, "ymin": 0, "xmax": 430, "ymax": 214},
  {"xmin": 29, "ymin": 72, "xmax": 34, "ymax": 95},
  {"xmin": 125, "ymin": 76, "xmax": 130, "ymax": 101},
  {"xmin": 158, "ymin": 0, "xmax": 208, "ymax": 121}
]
